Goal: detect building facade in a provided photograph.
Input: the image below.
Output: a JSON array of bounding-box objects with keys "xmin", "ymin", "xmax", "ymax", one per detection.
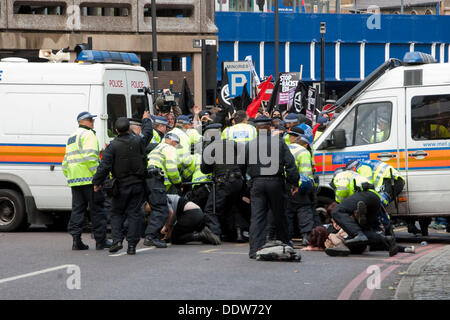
[{"xmin": 0, "ymin": 0, "xmax": 218, "ymax": 107}]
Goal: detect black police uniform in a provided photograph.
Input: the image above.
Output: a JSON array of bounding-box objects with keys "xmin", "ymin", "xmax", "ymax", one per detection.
[
  {"xmin": 244, "ymin": 121, "xmax": 299, "ymax": 258},
  {"xmin": 93, "ymin": 118, "xmax": 152, "ymax": 249},
  {"xmin": 201, "ymin": 135, "xmax": 245, "ymax": 239}
]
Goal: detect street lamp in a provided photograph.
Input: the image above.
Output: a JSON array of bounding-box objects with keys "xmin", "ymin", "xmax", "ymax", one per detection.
[
  {"xmin": 320, "ymin": 22, "xmax": 326, "ymax": 111},
  {"xmin": 274, "ymin": 0, "xmax": 279, "ymax": 81}
]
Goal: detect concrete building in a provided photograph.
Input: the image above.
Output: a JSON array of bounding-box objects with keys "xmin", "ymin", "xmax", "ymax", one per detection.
[{"xmin": 0, "ymin": 0, "xmax": 218, "ymax": 107}]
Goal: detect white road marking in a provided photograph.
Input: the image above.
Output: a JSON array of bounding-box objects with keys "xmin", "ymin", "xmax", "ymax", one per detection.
[
  {"xmin": 109, "ymin": 247, "xmax": 155, "ymax": 257},
  {"xmin": 0, "ymin": 265, "xmax": 75, "ymax": 285}
]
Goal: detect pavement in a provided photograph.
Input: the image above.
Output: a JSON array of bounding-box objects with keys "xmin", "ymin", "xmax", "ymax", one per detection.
[{"xmin": 395, "ymin": 244, "xmax": 450, "ymax": 300}]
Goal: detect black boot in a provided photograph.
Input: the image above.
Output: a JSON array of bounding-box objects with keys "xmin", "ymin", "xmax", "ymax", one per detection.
[
  {"xmin": 197, "ymin": 227, "xmax": 221, "ymax": 245},
  {"xmin": 72, "ymin": 236, "xmax": 89, "ymax": 250},
  {"xmin": 127, "ymin": 245, "xmax": 136, "ymax": 255},
  {"xmin": 344, "ymin": 232, "xmax": 369, "ymax": 246},
  {"xmin": 382, "ymin": 235, "xmax": 399, "ymax": 257},
  {"xmin": 96, "ymin": 239, "xmax": 113, "ymax": 250},
  {"xmin": 356, "ymin": 201, "xmax": 367, "ymax": 227},
  {"xmin": 109, "ymin": 241, "xmax": 123, "ymax": 253}
]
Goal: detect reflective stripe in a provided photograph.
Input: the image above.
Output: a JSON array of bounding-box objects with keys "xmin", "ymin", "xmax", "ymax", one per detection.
[
  {"xmin": 65, "ymin": 149, "xmax": 99, "ymax": 157},
  {"xmin": 336, "ymin": 186, "xmax": 348, "ymax": 191},
  {"xmin": 67, "ymin": 177, "xmax": 93, "ymax": 184}
]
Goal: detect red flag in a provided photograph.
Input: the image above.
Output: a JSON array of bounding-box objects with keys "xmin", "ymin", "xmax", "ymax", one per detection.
[{"xmin": 246, "ymin": 75, "xmax": 273, "ymax": 118}]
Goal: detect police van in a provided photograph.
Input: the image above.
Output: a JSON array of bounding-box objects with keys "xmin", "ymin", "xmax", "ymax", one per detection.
[
  {"xmin": 0, "ymin": 50, "xmax": 153, "ymax": 231},
  {"xmin": 314, "ymin": 52, "xmax": 450, "ymax": 219}
]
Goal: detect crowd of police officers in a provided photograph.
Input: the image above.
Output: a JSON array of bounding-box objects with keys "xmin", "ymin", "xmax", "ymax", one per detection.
[{"xmin": 62, "ymin": 97, "xmax": 407, "ymax": 258}]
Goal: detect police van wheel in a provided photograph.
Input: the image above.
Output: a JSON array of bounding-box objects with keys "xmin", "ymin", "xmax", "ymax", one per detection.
[{"xmin": 0, "ymin": 189, "xmax": 27, "ymax": 232}]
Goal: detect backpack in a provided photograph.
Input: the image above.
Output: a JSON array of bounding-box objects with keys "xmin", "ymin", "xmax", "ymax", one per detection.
[{"xmin": 256, "ymin": 241, "xmax": 301, "ymax": 262}]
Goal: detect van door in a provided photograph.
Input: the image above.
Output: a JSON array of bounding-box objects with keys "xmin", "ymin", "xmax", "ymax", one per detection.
[
  {"xmin": 126, "ymin": 70, "xmax": 151, "ymax": 119},
  {"xmin": 405, "ymin": 86, "xmax": 450, "ymax": 216},
  {"xmin": 104, "ymin": 70, "xmax": 128, "ymax": 143},
  {"xmin": 316, "ymin": 95, "xmax": 407, "ymax": 214}
]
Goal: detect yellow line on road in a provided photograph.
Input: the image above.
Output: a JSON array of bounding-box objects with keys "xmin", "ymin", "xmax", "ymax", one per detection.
[{"xmin": 200, "ymin": 248, "xmax": 221, "ymax": 253}]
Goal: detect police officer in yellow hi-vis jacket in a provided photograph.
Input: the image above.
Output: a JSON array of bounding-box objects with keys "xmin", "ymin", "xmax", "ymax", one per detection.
[
  {"xmin": 62, "ymin": 112, "xmax": 109, "ymax": 251},
  {"xmin": 144, "ymin": 132, "xmax": 182, "ymax": 248},
  {"xmin": 286, "ymin": 127, "xmax": 320, "ymax": 245},
  {"xmin": 221, "ymin": 110, "xmax": 257, "ymax": 143}
]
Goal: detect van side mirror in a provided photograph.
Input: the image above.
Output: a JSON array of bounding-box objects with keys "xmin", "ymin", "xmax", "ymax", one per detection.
[
  {"xmin": 332, "ymin": 129, "xmax": 347, "ymax": 149},
  {"xmin": 323, "ymin": 128, "xmax": 346, "ymax": 149}
]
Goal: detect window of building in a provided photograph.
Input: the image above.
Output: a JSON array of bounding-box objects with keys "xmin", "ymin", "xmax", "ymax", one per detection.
[
  {"xmin": 107, "ymin": 94, "xmax": 127, "ymax": 137},
  {"xmin": 334, "ymin": 101, "xmax": 392, "ymax": 147},
  {"xmin": 425, "ymin": 9, "xmax": 433, "ymax": 15},
  {"xmin": 411, "ymin": 10, "xmax": 417, "ymax": 15},
  {"xmin": 143, "ymin": 5, "xmax": 193, "ymax": 18},
  {"xmin": 80, "ymin": 3, "xmax": 130, "ymax": 17},
  {"xmin": 14, "ymin": 2, "xmax": 65, "ymax": 15},
  {"xmin": 411, "ymin": 94, "xmax": 450, "ymax": 140}
]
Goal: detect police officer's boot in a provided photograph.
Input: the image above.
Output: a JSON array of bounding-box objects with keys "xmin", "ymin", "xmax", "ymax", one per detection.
[
  {"xmin": 127, "ymin": 245, "xmax": 136, "ymax": 255},
  {"xmin": 381, "ymin": 235, "xmax": 399, "ymax": 257},
  {"xmin": 356, "ymin": 201, "xmax": 367, "ymax": 227},
  {"xmin": 72, "ymin": 236, "xmax": 89, "ymax": 250},
  {"xmin": 344, "ymin": 232, "xmax": 369, "ymax": 246},
  {"xmin": 196, "ymin": 227, "xmax": 221, "ymax": 245},
  {"xmin": 109, "ymin": 241, "xmax": 123, "ymax": 253}
]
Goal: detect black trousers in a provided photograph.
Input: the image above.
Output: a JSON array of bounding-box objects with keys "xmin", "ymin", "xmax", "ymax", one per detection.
[
  {"xmin": 249, "ymin": 177, "xmax": 289, "ymax": 257},
  {"xmin": 286, "ymin": 190, "xmax": 320, "ymax": 238},
  {"xmin": 171, "ymin": 208, "xmax": 205, "ymax": 244},
  {"xmin": 204, "ymin": 178, "xmax": 243, "ymax": 237},
  {"xmin": 110, "ymin": 183, "xmax": 145, "ymax": 246},
  {"xmin": 382, "ymin": 178, "xmax": 405, "ymax": 202},
  {"xmin": 68, "ymin": 185, "xmax": 107, "ymax": 243},
  {"xmin": 189, "ymin": 185, "xmax": 210, "ymax": 211},
  {"xmin": 331, "ymin": 191, "xmax": 383, "ymax": 244},
  {"xmin": 144, "ymin": 175, "xmax": 170, "ymax": 239}
]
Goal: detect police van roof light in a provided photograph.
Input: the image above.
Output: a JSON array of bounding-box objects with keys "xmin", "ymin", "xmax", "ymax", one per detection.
[
  {"xmin": 403, "ymin": 52, "xmax": 436, "ymax": 65},
  {"xmin": 76, "ymin": 50, "xmax": 140, "ymax": 65}
]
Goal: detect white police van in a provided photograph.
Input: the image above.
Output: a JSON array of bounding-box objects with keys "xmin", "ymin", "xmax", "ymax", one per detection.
[
  {"xmin": 314, "ymin": 52, "xmax": 450, "ymax": 219},
  {"xmin": 0, "ymin": 50, "xmax": 153, "ymax": 231}
]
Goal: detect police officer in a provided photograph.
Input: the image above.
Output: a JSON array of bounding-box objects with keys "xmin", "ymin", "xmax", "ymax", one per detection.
[
  {"xmin": 244, "ymin": 116, "xmax": 299, "ymax": 259},
  {"xmin": 221, "ymin": 110, "xmax": 257, "ymax": 143},
  {"xmin": 328, "ymin": 170, "xmax": 398, "ymax": 256},
  {"xmin": 62, "ymin": 112, "xmax": 109, "ymax": 250},
  {"xmin": 347, "ymin": 159, "xmax": 406, "ymax": 235},
  {"xmin": 286, "ymin": 127, "xmax": 320, "ymax": 245},
  {"xmin": 150, "ymin": 116, "xmax": 169, "ymax": 145},
  {"xmin": 201, "ymin": 123, "xmax": 245, "ymax": 241},
  {"xmin": 171, "ymin": 115, "xmax": 195, "ymax": 183},
  {"xmin": 144, "ymin": 132, "xmax": 182, "ymax": 248},
  {"xmin": 188, "ymin": 153, "xmax": 212, "ymax": 210},
  {"xmin": 92, "ymin": 113, "xmax": 153, "ymax": 255}
]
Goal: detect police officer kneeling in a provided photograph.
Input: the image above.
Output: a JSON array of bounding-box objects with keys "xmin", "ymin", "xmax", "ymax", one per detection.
[{"xmin": 93, "ymin": 114, "xmax": 152, "ymax": 255}]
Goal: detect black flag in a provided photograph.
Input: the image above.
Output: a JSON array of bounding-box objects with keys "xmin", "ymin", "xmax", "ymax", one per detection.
[
  {"xmin": 266, "ymin": 77, "xmax": 280, "ymax": 115},
  {"xmin": 218, "ymin": 68, "xmax": 232, "ymax": 110},
  {"xmin": 179, "ymin": 78, "xmax": 194, "ymax": 115},
  {"xmin": 233, "ymin": 82, "xmax": 252, "ymax": 111},
  {"xmin": 289, "ymin": 81, "xmax": 308, "ymax": 114}
]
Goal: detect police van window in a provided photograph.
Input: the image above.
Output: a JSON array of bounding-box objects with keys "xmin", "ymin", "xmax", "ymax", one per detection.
[
  {"xmin": 131, "ymin": 95, "xmax": 148, "ymax": 119},
  {"xmin": 334, "ymin": 102, "xmax": 392, "ymax": 147},
  {"xmin": 411, "ymin": 95, "xmax": 450, "ymax": 140},
  {"xmin": 354, "ymin": 102, "xmax": 392, "ymax": 146},
  {"xmin": 107, "ymin": 94, "xmax": 127, "ymax": 137}
]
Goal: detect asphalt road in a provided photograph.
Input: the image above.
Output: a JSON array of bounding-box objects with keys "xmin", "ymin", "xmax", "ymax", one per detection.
[{"xmin": 0, "ymin": 227, "xmax": 448, "ymax": 300}]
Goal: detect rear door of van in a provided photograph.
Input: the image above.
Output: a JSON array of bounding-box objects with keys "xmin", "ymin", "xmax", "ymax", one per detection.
[
  {"xmin": 405, "ymin": 85, "xmax": 450, "ymax": 216},
  {"xmin": 103, "ymin": 69, "xmax": 129, "ymax": 144}
]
